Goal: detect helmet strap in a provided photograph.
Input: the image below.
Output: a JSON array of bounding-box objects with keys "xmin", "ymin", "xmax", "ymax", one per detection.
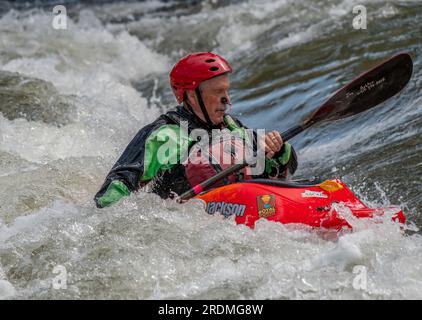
[
  {"xmin": 195, "ymin": 87, "xmax": 214, "ymax": 127},
  {"xmin": 184, "ymin": 93, "xmax": 195, "ymax": 114}
]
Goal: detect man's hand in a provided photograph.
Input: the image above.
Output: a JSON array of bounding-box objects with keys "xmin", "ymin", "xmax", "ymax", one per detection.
[
  {"xmin": 95, "ymin": 180, "xmax": 130, "ymax": 208},
  {"xmin": 264, "ymin": 130, "xmax": 283, "ymax": 159}
]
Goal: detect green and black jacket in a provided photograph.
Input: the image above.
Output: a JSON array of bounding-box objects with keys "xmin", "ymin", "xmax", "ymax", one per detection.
[{"xmin": 94, "ymin": 105, "xmax": 298, "ymax": 208}]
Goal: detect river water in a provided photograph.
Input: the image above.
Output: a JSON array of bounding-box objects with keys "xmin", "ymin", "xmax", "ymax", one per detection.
[{"xmin": 0, "ymin": 0, "xmax": 421, "ymax": 299}]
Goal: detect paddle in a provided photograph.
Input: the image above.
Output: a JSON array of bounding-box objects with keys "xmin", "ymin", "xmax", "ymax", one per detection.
[{"xmin": 177, "ymin": 52, "xmax": 413, "ymax": 203}]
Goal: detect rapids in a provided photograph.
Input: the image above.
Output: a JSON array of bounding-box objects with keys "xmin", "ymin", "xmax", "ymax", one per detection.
[{"xmin": 0, "ymin": 0, "xmax": 421, "ymax": 299}]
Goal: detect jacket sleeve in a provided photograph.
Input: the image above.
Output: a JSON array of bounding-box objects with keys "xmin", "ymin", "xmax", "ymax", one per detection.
[
  {"xmin": 94, "ymin": 122, "xmax": 156, "ymax": 208},
  {"xmin": 94, "ymin": 122, "xmax": 190, "ymax": 208},
  {"xmin": 262, "ymin": 143, "xmax": 298, "ymax": 179}
]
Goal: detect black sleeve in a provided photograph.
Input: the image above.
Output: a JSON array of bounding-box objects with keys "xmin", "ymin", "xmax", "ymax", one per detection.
[{"xmin": 94, "ymin": 121, "xmax": 161, "ymax": 203}]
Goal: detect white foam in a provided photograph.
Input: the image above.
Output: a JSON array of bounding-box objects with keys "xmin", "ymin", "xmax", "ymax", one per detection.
[
  {"xmin": 0, "ymin": 9, "xmax": 167, "ymax": 163},
  {"xmin": 309, "ymin": 235, "xmax": 364, "ymax": 270},
  {"xmin": 274, "ymin": 26, "xmax": 319, "ymax": 51},
  {"xmin": 0, "ymin": 280, "xmax": 16, "ymax": 299}
]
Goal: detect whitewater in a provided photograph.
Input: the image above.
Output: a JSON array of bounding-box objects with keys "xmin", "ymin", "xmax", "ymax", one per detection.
[{"xmin": 0, "ymin": 0, "xmax": 421, "ymax": 299}]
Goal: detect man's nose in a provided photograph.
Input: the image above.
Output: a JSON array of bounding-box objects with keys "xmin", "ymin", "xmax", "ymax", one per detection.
[{"xmin": 221, "ymin": 95, "xmax": 231, "ymax": 105}]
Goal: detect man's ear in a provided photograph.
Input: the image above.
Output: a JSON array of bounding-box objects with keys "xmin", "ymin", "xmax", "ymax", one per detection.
[{"xmin": 186, "ymin": 90, "xmax": 196, "ymax": 106}]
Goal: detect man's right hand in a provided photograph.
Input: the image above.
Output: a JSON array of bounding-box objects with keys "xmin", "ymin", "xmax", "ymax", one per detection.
[{"xmin": 262, "ymin": 130, "xmax": 283, "ymax": 159}]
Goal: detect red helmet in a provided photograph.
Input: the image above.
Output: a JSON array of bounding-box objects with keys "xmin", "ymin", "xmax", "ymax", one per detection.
[{"xmin": 170, "ymin": 52, "xmax": 232, "ymax": 103}]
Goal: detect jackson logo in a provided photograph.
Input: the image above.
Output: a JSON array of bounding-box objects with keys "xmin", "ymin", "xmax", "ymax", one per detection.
[
  {"xmin": 257, "ymin": 194, "xmax": 276, "ymax": 218},
  {"xmin": 206, "ymin": 202, "xmax": 246, "ymax": 217},
  {"xmin": 301, "ymin": 190, "xmax": 328, "ymax": 198}
]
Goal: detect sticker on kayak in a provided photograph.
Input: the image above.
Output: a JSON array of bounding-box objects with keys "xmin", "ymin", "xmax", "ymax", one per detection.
[
  {"xmin": 257, "ymin": 194, "xmax": 276, "ymax": 218},
  {"xmin": 206, "ymin": 202, "xmax": 246, "ymax": 217},
  {"xmin": 301, "ymin": 190, "xmax": 328, "ymax": 198}
]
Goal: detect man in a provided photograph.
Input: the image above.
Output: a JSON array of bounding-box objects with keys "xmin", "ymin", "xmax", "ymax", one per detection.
[{"xmin": 94, "ymin": 52, "xmax": 297, "ymax": 208}]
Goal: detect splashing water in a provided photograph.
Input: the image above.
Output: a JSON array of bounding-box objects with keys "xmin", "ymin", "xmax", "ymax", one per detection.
[{"xmin": 0, "ymin": 0, "xmax": 421, "ymax": 299}]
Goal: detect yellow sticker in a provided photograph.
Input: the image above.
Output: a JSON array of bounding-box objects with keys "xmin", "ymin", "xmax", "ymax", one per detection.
[
  {"xmin": 257, "ymin": 194, "xmax": 276, "ymax": 218},
  {"xmin": 319, "ymin": 180, "xmax": 344, "ymax": 192}
]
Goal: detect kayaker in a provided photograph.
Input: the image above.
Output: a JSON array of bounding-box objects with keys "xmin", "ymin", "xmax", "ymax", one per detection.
[{"xmin": 94, "ymin": 52, "xmax": 298, "ymax": 208}]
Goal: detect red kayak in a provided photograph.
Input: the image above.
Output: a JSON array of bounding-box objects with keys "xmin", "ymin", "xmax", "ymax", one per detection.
[{"xmin": 195, "ymin": 178, "xmax": 406, "ymax": 230}]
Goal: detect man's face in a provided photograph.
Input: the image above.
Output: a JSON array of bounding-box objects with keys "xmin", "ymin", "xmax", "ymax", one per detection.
[{"xmin": 188, "ymin": 74, "xmax": 230, "ymax": 125}]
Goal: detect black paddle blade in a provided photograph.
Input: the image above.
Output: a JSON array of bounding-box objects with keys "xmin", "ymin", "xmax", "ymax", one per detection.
[{"xmin": 304, "ymin": 52, "xmax": 413, "ymax": 126}]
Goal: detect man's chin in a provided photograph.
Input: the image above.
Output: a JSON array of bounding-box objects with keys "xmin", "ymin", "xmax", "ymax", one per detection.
[{"xmin": 213, "ymin": 115, "xmax": 225, "ymax": 125}]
